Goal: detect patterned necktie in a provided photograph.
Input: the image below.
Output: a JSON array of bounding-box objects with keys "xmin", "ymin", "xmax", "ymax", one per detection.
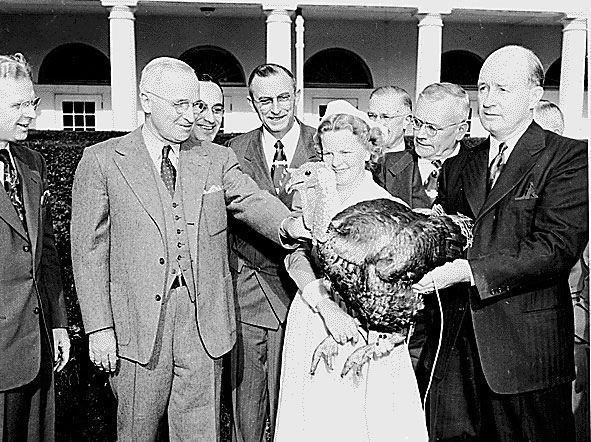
[
  {"xmin": 160, "ymin": 145, "xmax": 176, "ymax": 197},
  {"xmin": 271, "ymin": 140, "xmax": 288, "ymax": 193},
  {"xmin": 425, "ymin": 159, "xmax": 442, "ymax": 196},
  {"xmin": 488, "ymin": 142, "xmax": 508, "ymax": 191},
  {"xmin": 0, "ymin": 148, "xmax": 26, "ymax": 226}
]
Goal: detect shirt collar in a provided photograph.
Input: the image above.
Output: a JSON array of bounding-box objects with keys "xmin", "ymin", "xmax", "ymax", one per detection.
[
  {"xmin": 262, "ymin": 121, "xmax": 301, "ymax": 170},
  {"xmin": 142, "ymin": 124, "xmax": 180, "ymax": 169},
  {"xmin": 489, "ymin": 118, "xmax": 531, "ymax": 164},
  {"xmin": 383, "ymin": 138, "xmax": 407, "ymax": 154},
  {"xmin": 417, "ymin": 142, "xmax": 461, "ymax": 183}
]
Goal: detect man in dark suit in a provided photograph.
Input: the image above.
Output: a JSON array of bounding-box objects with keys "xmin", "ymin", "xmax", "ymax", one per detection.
[
  {"xmin": 414, "ymin": 45, "xmax": 588, "ymax": 441},
  {"xmin": 0, "ymin": 53, "xmax": 70, "ymax": 441},
  {"xmin": 228, "ymin": 63, "xmax": 317, "ymax": 442},
  {"xmin": 71, "ymin": 57, "xmax": 293, "ymax": 441}
]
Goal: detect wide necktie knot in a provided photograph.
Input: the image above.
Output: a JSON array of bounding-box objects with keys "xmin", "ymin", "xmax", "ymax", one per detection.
[
  {"xmin": 0, "ymin": 148, "xmax": 27, "ymax": 227},
  {"xmin": 488, "ymin": 142, "xmax": 508, "ymax": 192},
  {"xmin": 425, "ymin": 159, "xmax": 443, "ymax": 196},
  {"xmin": 271, "ymin": 140, "xmax": 288, "ymax": 193},
  {"xmin": 161, "ymin": 145, "xmax": 176, "ymax": 197}
]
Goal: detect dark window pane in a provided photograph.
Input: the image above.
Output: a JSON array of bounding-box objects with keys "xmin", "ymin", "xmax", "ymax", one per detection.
[
  {"xmin": 63, "ymin": 115, "xmax": 73, "ymax": 126},
  {"xmin": 85, "ymin": 102, "xmax": 95, "ymax": 113},
  {"xmin": 74, "ymin": 115, "xmax": 84, "ymax": 126},
  {"xmin": 86, "ymin": 115, "xmax": 95, "ymax": 127},
  {"xmin": 74, "ymin": 102, "xmax": 84, "ymax": 113},
  {"xmin": 62, "ymin": 102, "xmax": 73, "ymax": 113},
  {"xmin": 64, "ymin": 127, "xmax": 73, "ymax": 131}
]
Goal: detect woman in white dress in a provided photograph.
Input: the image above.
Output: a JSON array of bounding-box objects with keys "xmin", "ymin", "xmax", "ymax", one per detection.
[{"xmin": 274, "ymin": 100, "xmax": 428, "ymax": 442}]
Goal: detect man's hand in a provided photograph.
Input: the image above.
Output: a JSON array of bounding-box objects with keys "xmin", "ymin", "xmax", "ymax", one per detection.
[
  {"xmin": 280, "ymin": 214, "xmax": 312, "ymax": 244},
  {"xmin": 53, "ymin": 328, "xmax": 71, "ymax": 372},
  {"xmin": 412, "ymin": 259, "xmax": 472, "ymax": 293},
  {"xmin": 89, "ymin": 328, "xmax": 118, "ymax": 373},
  {"xmin": 316, "ymin": 298, "xmax": 360, "ymax": 344}
]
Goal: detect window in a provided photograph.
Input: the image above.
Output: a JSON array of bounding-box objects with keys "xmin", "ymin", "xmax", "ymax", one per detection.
[
  {"xmin": 305, "ymin": 48, "xmax": 373, "ymax": 89},
  {"xmin": 39, "ymin": 43, "xmax": 110, "ymax": 85},
  {"xmin": 545, "ymin": 57, "xmax": 588, "ymax": 89},
  {"xmin": 441, "ymin": 50, "xmax": 484, "ymax": 89},
  {"xmin": 57, "ymin": 97, "xmax": 100, "ymax": 131}
]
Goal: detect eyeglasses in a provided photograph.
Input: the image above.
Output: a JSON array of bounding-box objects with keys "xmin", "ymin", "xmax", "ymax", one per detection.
[
  {"xmin": 411, "ymin": 116, "xmax": 466, "ymax": 137},
  {"xmin": 11, "ymin": 97, "xmax": 41, "ymax": 113},
  {"xmin": 199, "ymin": 102, "xmax": 224, "ymax": 117},
  {"xmin": 251, "ymin": 93, "xmax": 293, "ymax": 110},
  {"xmin": 144, "ymin": 90, "xmax": 206, "ymax": 115},
  {"xmin": 367, "ymin": 112, "xmax": 409, "ymax": 122}
]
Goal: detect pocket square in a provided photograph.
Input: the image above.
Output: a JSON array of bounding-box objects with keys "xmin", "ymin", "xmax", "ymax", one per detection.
[
  {"xmin": 204, "ymin": 184, "xmax": 223, "ymax": 194},
  {"xmin": 515, "ymin": 182, "xmax": 538, "ymax": 200},
  {"xmin": 40, "ymin": 189, "xmax": 51, "ymax": 207}
]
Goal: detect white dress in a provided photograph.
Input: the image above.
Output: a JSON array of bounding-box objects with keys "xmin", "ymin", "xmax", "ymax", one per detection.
[{"xmin": 274, "ymin": 172, "xmax": 428, "ymax": 442}]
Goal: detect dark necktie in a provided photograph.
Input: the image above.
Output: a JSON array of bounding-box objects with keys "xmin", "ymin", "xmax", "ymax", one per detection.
[
  {"xmin": 488, "ymin": 142, "xmax": 508, "ymax": 191},
  {"xmin": 271, "ymin": 140, "xmax": 288, "ymax": 193},
  {"xmin": 0, "ymin": 148, "xmax": 26, "ymax": 227},
  {"xmin": 161, "ymin": 145, "xmax": 176, "ymax": 197},
  {"xmin": 425, "ymin": 159, "xmax": 442, "ymax": 195}
]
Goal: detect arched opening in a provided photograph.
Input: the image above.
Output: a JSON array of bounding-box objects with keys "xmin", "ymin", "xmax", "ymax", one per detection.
[
  {"xmin": 179, "ymin": 46, "xmax": 245, "ymax": 86},
  {"xmin": 545, "ymin": 57, "xmax": 589, "ymax": 89},
  {"xmin": 440, "ymin": 50, "xmax": 484, "ymax": 88},
  {"xmin": 38, "ymin": 43, "xmax": 110, "ymax": 85},
  {"xmin": 304, "ymin": 48, "xmax": 373, "ymax": 88}
]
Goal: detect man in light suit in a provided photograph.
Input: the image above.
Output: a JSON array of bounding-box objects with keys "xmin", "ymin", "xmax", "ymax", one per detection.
[
  {"xmin": 414, "ymin": 45, "xmax": 588, "ymax": 441},
  {"xmin": 71, "ymin": 57, "xmax": 292, "ymax": 442},
  {"xmin": 228, "ymin": 63, "xmax": 317, "ymax": 442},
  {"xmin": 0, "ymin": 53, "xmax": 70, "ymax": 441}
]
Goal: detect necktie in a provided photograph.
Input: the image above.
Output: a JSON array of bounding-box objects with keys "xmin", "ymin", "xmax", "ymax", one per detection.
[
  {"xmin": 271, "ymin": 140, "xmax": 288, "ymax": 193},
  {"xmin": 488, "ymin": 142, "xmax": 508, "ymax": 191},
  {"xmin": 425, "ymin": 159, "xmax": 442, "ymax": 196},
  {"xmin": 0, "ymin": 148, "xmax": 26, "ymax": 226},
  {"xmin": 161, "ymin": 145, "xmax": 176, "ymax": 197}
]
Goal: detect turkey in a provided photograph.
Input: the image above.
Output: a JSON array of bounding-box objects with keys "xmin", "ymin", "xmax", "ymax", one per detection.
[{"xmin": 285, "ymin": 162, "xmax": 473, "ymax": 377}]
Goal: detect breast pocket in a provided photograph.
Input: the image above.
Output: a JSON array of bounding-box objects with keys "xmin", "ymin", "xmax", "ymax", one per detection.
[{"xmin": 203, "ymin": 190, "xmax": 227, "ymax": 236}]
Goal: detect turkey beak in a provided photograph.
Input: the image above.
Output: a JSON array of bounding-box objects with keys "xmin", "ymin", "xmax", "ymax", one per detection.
[{"xmin": 284, "ymin": 168, "xmax": 297, "ymax": 194}]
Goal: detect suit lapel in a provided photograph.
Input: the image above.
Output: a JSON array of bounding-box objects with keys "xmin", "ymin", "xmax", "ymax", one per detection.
[
  {"xmin": 0, "ymin": 146, "xmax": 31, "ymax": 242},
  {"xmin": 387, "ymin": 151, "xmax": 414, "ymax": 204},
  {"xmin": 0, "ymin": 180, "xmax": 28, "ymax": 239},
  {"xmin": 13, "ymin": 149, "xmax": 40, "ymax": 252},
  {"xmin": 477, "ymin": 124, "xmax": 545, "ymax": 221},
  {"xmin": 462, "ymin": 141, "xmax": 489, "ymax": 218},
  {"xmin": 179, "ymin": 138, "xmax": 210, "ymax": 224},
  {"xmin": 244, "ymin": 128, "xmax": 274, "ymax": 192},
  {"xmin": 290, "ymin": 123, "xmax": 317, "ymax": 167},
  {"xmin": 112, "ymin": 128, "xmax": 165, "ymax": 230}
]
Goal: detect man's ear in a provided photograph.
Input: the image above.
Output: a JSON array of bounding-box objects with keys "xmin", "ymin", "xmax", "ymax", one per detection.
[
  {"xmin": 529, "ymin": 86, "xmax": 544, "ymax": 110},
  {"xmin": 139, "ymin": 92, "xmax": 152, "ymax": 114},
  {"xmin": 455, "ymin": 121, "xmax": 469, "ymax": 141},
  {"xmin": 247, "ymin": 96, "xmax": 256, "ymax": 113},
  {"xmin": 294, "ymin": 89, "xmax": 301, "ymax": 107}
]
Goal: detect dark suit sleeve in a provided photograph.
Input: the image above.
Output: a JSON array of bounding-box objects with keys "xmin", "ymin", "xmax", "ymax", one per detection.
[
  {"xmin": 470, "ymin": 139, "xmax": 588, "ymax": 300},
  {"xmin": 221, "ymin": 146, "xmax": 291, "ymax": 244},
  {"xmin": 38, "ymin": 152, "xmax": 68, "ymax": 329}
]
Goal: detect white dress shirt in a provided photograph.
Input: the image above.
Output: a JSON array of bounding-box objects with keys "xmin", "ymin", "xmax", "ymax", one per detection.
[
  {"xmin": 142, "ymin": 125, "xmax": 180, "ymax": 171},
  {"xmin": 262, "ymin": 122, "xmax": 301, "ymax": 172}
]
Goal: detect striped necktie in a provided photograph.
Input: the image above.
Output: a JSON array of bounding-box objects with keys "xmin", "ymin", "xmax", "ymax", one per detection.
[
  {"xmin": 425, "ymin": 159, "xmax": 443, "ymax": 195},
  {"xmin": 488, "ymin": 142, "xmax": 508, "ymax": 191}
]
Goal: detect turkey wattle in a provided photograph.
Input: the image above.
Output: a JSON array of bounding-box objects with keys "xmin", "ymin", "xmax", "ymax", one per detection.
[{"xmin": 286, "ymin": 162, "xmax": 473, "ymax": 377}]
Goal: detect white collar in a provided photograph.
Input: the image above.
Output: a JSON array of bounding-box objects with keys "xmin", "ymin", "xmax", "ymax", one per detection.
[
  {"xmin": 489, "ymin": 119, "xmax": 532, "ymax": 164},
  {"xmin": 142, "ymin": 124, "xmax": 180, "ymax": 170},
  {"xmin": 417, "ymin": 142, "xmax": 461, "ymax": 183},
  {"xmin": 262, "ymin": 121, "xmax": 301, "ymax": 171},
  {"xmin": 383, "ymin": 138, "xmax": 407, "ymax": 154}
]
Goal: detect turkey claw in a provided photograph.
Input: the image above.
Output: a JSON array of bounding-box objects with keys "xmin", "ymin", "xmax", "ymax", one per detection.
[{"xmin": 310, "ymin": 336, "xmax": 339, "ymax": 375}]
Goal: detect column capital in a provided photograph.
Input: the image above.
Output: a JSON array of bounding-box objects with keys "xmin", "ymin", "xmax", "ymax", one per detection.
[
  {"xmin": 561, "ymin": 15, "xmax": 587, "ymax": 32},
  {"xmin": 415, "ymin": 12, "xmax": 447, "ymax": 28},
  {"xmin": 262, "ymin": 2, "xmax": 298, "ymax": 12},
  {"xmin": 101, "ymin": 0, "xmax": 138, "ymax": 7}
]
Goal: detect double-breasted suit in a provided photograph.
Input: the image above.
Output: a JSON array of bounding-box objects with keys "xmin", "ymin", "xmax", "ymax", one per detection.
[
  {"xmin": 228, "ymin": 123, "xmax": 317, "ymax": 442},
  {"xmin": 427, "ymin": 122, "xmax": 588, "ymax": 440},
  {"xmin": 71, "ymin": 128, "xmax": 290, "ymax": 440},
  {"xmin": 0, "ymin": 144, "xmax": 67, "ymax": 440}
]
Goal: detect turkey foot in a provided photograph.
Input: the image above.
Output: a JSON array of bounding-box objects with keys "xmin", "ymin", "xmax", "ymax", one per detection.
[
  {"xmin": 341, "ymin": 332, "xmax": 406, "ymax": 378},
  {"xmin": 310, "ymin": 335, "xmax": 340, "ymax": 375}
]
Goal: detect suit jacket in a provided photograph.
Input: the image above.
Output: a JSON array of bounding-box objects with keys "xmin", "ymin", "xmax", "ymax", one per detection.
[
  {"xmin": 228, "ymin": 123, "xmax": 317, "ymax": 329},
  {"xmin": 71, "ymin": 128, "xmax": 290, "ymax": 362},
  {"xmin": 372, "ymin": 136, "xmax": 415, "ymax": 200},
  {"xmin": 437, "ymin": 122, "xmax": 588, "ymax": 394},
  {"xmin": 0, "ymin": 144, "xmax": 67, "ymax": 390}
]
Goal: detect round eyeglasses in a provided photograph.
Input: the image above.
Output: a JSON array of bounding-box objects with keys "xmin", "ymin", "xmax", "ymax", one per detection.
[
  {"xmin": 411, "ymin": 116, "xmax": 466, "ymax": 137},
  {"xmin": 251, "ymin": 93, "xmax": 293, "ymax": 110},
  {"xmin": 367, "ymin": 111, "xmax": 409, "ymax": 122},
  {"xmin": 144, "ymin": 90, "xmax": 206, "ymax": 115},
  {"xmin": 11, "ymin": 97, "xmax": 41, "ymax": 113}
]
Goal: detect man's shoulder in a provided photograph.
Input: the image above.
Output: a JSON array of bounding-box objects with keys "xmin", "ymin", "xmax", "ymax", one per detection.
[
  {"xmin": 85, "ymin": 128, "xmax": 140, "ymax": 155},
  {"xmin": 299, "ymin": 122, "xmax": 317, "ymax": 140},
  {"xmin": 227, "ymin": 128, "xmax": 261, "ymax": 149}
]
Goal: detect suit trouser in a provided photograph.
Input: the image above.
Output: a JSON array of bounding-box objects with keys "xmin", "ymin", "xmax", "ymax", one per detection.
[
  {"xmin": 426, "ymin": 312, "xmax": 575, "ymax": 442},
  {"xmin": 110, "ymin": 286, "xmax": 222, "ymax": 442},
  {"xmin": 0, "ymin": 321, "xmax": 54, "ymax": 442},
  {"xmin": 231, "ymin": 321, "xmax": 284, "ymax": 442}
]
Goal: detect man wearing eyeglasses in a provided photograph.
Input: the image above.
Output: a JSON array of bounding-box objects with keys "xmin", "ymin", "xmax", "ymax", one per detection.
[
  {"xmin": 71, "ymin": 57, "xmax": 294, "ymax": 441},
  {"xmin": 193, "ymin": 74, "xmax": 224, "ymax": 142},
  {"xmin": 414, "ymin": 46, "xmax": 587, "ymax": 441},
  {"xmin": 227, "ymin": 63, "xmax": 317, "ymax": 442},
  {"xmin": 0, "ymin": 53, "xmax": 70, "ymax": 441}
]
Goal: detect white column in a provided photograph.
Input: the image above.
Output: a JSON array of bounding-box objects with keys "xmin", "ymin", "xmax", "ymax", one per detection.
[
  {"xmin": 558, "ymin": 15, "xmax": 587, "ymax": 136},
  {"xmin": 102, "ymin": 1, "xmax": 138, "ymax": 131},
  {"xmin": 295, "ymin": 10, "xmax": 305, "ymax": 119},
  {"xmin": 263, "ymin": 7, "xmax": 295, "ymax": 70},
  {"xmin": 415, "ymin": 13, "xmax": 445, "ymax": 99}
]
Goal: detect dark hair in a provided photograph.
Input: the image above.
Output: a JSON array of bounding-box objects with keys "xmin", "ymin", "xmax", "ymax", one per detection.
[
  {"xmin": 197, "ymin": 73, "xmax": 223, "ymax": 94},
  {"xmin": 314, "ymin": 113, "xmax": 384, "ymax": 171},
  {"xmin": 247, "ymin": 63, "xmax": 296, "ymax": 98}
]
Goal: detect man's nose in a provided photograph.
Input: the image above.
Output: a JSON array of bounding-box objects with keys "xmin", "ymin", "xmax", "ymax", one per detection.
[
  {"xmin": 270, "ymin": 99, "xmax": 281, "ymax": 113},
  {"xmin": 22, "ymin": 104, "xmax": 37, "ymax": 119}
]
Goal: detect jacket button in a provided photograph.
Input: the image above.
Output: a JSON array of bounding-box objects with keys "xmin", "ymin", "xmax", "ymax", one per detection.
[
  {"xmin": 159, "ymin": 257, "xmax": 165, "ymax": 265},
  {"xmin": 33, "ymin": 307, "xmax": 40, "ymax": 314},
  {"xmin": 177, "ymin": 255, "xmax": 182, "ymax": 261},
  {"xmin": 177, "ymin": 229, "xmax": 182, "ymax": 234},
  {"xmin": 175, "ymin": 215, "xmax": 180, "ymax": 220},
  {"xmin": 23, "ymin": 245, "xmax": 31, "ymax": 252},
  {"xmin": 172, "ymin": 202, "xmax": 178, "ymax": 208},
  {"xmin": 177, "ymin": 242, "xmax": 182, "ymax": 248},
  {"xmin": 155, "ymin": 294, "xmax": 161, "ymax": 302}
]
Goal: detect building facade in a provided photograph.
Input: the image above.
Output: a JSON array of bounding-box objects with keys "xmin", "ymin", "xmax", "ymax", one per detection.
[{"xmin": 0, "ymin": 0, "xmax": 588, "ymax": 138}]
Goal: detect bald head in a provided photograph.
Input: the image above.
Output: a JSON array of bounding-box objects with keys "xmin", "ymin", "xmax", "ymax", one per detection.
[{"xmin": 477, "ymin": 45, "xmax": 544, "ymax": 140}]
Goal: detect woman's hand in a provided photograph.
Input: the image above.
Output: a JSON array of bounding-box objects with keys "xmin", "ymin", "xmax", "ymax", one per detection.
[{"xmin": 316, "ymin": 298, "xmax": 359, "ymax": 344}]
